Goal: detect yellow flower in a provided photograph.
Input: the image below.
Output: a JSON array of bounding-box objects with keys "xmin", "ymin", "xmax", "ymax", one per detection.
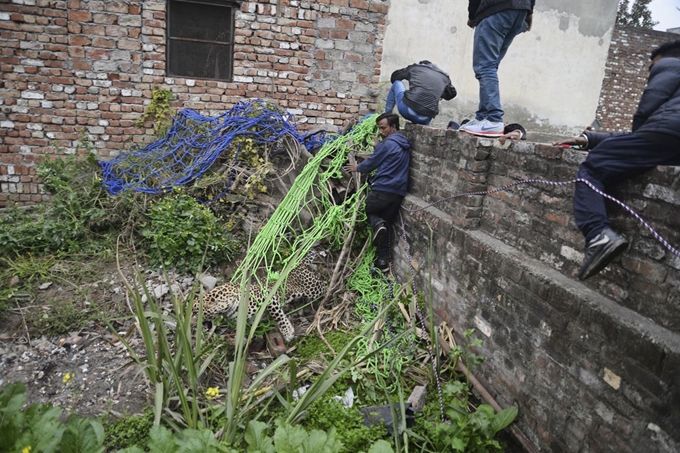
[
  {"xmin": 62, "ymin": 372, "xmax": 74, "ymax": 384},
  {"xmin": 22, "ymin": 446, "xmax": 32, "ymax": 453},
  {"xmin": 206, "ymin": 387, "xmax": 220, "ymax": 400}
]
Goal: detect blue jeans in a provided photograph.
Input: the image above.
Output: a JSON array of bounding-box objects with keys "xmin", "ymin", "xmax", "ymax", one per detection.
[
  {"xmin": 385, "ymin": 81, "xmax": 432, "ymax": 125},
  {"xmin": 472, "ymin": 9, "xmax": 527, "ymax": 123}
]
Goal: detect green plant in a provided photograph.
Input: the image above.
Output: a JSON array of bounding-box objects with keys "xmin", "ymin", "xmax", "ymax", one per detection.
[
  {"xmin": 30, "ymin": 300, "xmax": 92, "ymax": 337},
  {"xmin": 136, "ymin": 86, "xmax": 175, "ymax": 138},
  {"xmin": 414, "ymin": 383, "xmax": 517, "ymax": 452},
  {"xmin": 407, "ymin": 330, "xmax": 516, "ymax": 453},
  {"xmin": 295, "ymin": 330, "xmax": 360, "ymax": 360},
  {"xmin": 103, "ymin": 273, "xmax": 218, "ymax": 430},
  {"xmin": 241, "ymin": 419, "xmax": 343, "ymax": 453},
  {"xmin": 0, "ymin": 152, "xmax": 137, "ymax": 257},
  {"xmin": 0, "ymin": 255, "xmax": 55, "ymax": 284},
  {"xmin": 304, "ymin": 399, "xmax": 388, "ymax": 453},
  {"xmin": 0, "ymin": 382, "xmax": 106, "ymax": 453},
  {"xmin": 451, "ymin": 329, "xmax": 485, "ymax": 398},
  {"xmin": 140, "ymin": 191, "xmax": 239, "ymax": 273},
  {"xmin": 104, "ymin": 411, "xmax": 154, "ymax": 451},
  {"xmin": 237, "ymin": 419, "xmax": 395, "ymax": 453},
  {"xmin": 117, "ymin": 425, "xmax": 228, "ymax": 453}
]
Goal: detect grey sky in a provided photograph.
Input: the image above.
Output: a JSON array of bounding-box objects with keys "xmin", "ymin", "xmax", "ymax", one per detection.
[{"xmin": 649, "ymin": 0, "xmax": 680, "ymax": 31}]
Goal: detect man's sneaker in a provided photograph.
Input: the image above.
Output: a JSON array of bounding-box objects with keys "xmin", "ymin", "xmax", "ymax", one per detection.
[
  {"xmin": 460, "ymin": 119, "xmax": 504, "ymax": 137},
  {"xmin": 373, "ymin": 222, "xmax": 387, "ymax": 246},
  {"xmin": 375, "ymin": 258, "xmax": 390, "ymax": 273},
  {"xmin": 577, "ymin": 227, "xmax": 629, "ymax": 280},
  {"xmin": 458, "ymin": 118, "xmax": 480, "ymax": 130}
]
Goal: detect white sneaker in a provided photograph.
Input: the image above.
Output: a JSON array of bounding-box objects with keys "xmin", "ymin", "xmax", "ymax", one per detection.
[
  {"xmin": 459, "ymin": 118, "xmax": 481, "ymax": 130},
  {"xmin": 460, "ymin": 119, "xmax": 504, "ymax": 137}
]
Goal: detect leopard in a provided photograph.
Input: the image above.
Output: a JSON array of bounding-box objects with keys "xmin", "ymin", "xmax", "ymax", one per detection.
[{"xmin": 195, "ymin": 253, "xmax": 327, "ymax": 342}]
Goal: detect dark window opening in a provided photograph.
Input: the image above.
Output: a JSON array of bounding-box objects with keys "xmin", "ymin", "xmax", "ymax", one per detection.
[{"xmin": 167, "ymin": 0, "xmax": 236, "ymax": 81}]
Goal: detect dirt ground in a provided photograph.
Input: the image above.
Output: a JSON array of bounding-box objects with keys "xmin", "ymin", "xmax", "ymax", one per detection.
[
  {"xmin": 0, "ymin": 252, "xmax": 326, "ymax": 419},
  {"xmin": 1, "ymin": 258, "xmax": 163, "ymax": 417}
]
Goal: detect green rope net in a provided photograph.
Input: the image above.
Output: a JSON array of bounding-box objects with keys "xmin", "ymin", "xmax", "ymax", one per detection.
[
  {"xmin": 233, "ymin": 115, "xmax": 375, "ymax": 282},
  {"xmin": 232, "ymin": 114, "xmax": 416, "ymax": 391}
]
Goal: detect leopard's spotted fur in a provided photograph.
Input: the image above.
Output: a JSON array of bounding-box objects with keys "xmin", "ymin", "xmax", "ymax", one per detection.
[{"xmin": 195, "ymin": 254, "xmax": 326, "ymax": 341}]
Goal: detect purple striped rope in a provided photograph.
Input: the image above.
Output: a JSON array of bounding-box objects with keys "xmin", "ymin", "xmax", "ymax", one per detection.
[{"xmin": 400, "ymin": 178, "xmax": 680, "ymax": 258}]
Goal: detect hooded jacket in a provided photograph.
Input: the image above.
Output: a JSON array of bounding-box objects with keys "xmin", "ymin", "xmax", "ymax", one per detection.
[
  {"xmin": 584, "ymin": 57, "xmax": 680, "ymax": 149},
  {"xmin": 390, "ymin": 62, "xmax": 457, "ymax": 118},
  {"xmin": 468, "ymin": 0, "xmax": 535, "ymax": 23},
  {"xmin": 357, "ymin": 132, "xmax": 411, "ymax": 196}
]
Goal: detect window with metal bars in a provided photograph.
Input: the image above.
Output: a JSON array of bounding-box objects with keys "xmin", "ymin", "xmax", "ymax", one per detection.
[{"xmin": 167, "ymin": 0, "xmax": 236, "ymax": 81}]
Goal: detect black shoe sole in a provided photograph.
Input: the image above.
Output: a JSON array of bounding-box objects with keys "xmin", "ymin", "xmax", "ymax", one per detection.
[{"xmin": 578, "ymin": 239, "xmax": 628, "ymax": 280}]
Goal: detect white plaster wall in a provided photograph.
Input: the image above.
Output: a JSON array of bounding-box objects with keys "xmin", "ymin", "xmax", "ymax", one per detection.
[{"xmin": 381, "ymin": 0, "xmax": 619, "ymax": 138}]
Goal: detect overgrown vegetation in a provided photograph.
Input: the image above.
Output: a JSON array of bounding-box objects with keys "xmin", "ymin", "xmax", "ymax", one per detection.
[
  {"xmin": 0, "ymin": 152, "xmax": 133, "ymax": 257},
  {"xmin": 0, "ymin": 111, "xmax": 520, "ymax": 452},
  {"xmin": 140, "ymin": 190, "xmax": 240, "ymax": 273}
]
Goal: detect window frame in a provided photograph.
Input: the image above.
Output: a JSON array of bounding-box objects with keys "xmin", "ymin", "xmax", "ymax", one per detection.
[{"xmin": 166, "ymin": 0, "xmax": 238, "ymax": 81}]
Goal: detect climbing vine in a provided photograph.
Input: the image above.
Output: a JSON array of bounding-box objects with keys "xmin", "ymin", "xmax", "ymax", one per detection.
[{"xmin": 137, "ymin": 86, "xmax": 175, "ymax": 138}]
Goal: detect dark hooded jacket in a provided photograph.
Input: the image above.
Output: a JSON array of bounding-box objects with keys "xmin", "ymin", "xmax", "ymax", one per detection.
[
  {"xmin": 584, "ymin": 57, "xmax": 680, "ymax": 149},
  {"xmin": 390, "ymin": 62, "xmax": 457, "ymax": 118},
  {"xmin": 357, "ymin": 132, "xmax": 411, "ymax": 196},
  {"xmin": 468, "ymin": 0, "xmax": 535, "ymax": 23}
]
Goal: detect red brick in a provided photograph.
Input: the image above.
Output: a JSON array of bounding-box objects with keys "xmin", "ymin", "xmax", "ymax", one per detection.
[{"xmin": 69, "ymin": 10, "xmax": 91, "ymax": 21}]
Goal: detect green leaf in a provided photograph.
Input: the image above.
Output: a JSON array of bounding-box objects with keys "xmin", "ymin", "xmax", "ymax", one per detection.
[
  {"xmin": 147, "ymin": 425, "xmax": 178, "ymax": 453},
  {"xmin": 60, "ymin": 416, "xmax": 105, "ymax": 453},
  {"xmin": 367, "ymin": 439, "xmax": 394, "ymax": 453},
  {"xmin": 19, "ymin": 405, "xmax": 64, "ymax": 453},
  {"xmin": 451, "ymin": 436, "xmax": 467, "ymax": 451},
  {"xmin": 244, "ymin": 420, "xmax": 274, "ymax": 453},
  {"xmin": 0, "ymin": 382, "xmax": 28, "ymax": 450},
  {"xmin": 174, "ymin": 429, "xmax": 221, "ymax": 453},
  {"xmin": 115, "ymin": 447, "xmax": 145, "ymax": 453},
  {"xmin": 476, "ymin": 404, "xmax": 495, "ymax": 417},
  {"xmin": 304, "ymin": 428, "xmax": 343, "ymax": 453},
  {"xmin": 490, "ymin": 406, "xmax": 518, "ymax": 435},
  {"xmin": 273, "ymin": 423, "xmax": 306, "ymax": 453}
]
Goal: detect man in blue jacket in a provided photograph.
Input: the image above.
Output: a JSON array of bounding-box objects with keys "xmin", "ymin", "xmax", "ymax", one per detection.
[
  {"xmin": 460, "ymin": 0, "xmax": 534, "ymax": 137},
  {"xmin": 344, "ymin": 113, "xmax": 411, "ymax": 272},
  {"xmin": 385, "ymin": 61, "xmax": 457, "ymax": 126},
  {"xmin": 555, "ymin": 40, "xmax": 680, "ymax": 280}
]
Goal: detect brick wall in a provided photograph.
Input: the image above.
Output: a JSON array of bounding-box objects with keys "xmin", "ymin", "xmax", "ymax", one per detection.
[
  {"xmin": 397, "ymin": 125, "xmax": 680, "ymax": 452},
  {"xmin": 595, "ymin": 24, "xmax": 678, "ymax": 132},
  {"xmin": 0, "ymin": 0, "xmax": 387, "ymax": 205}
]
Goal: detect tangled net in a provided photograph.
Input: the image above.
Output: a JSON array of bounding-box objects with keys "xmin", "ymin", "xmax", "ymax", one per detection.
[{"xmin": 99, "ymin": 99, "xmax": 325, "ymax": 196}]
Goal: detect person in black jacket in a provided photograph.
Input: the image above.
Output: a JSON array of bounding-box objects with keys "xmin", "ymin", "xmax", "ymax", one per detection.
[
  {"xmin": 554, "ymin": 40, "xmax": 680, "ymax": 280},
  {"xmin": 344, "ymin": 113, "xmax": 411, "ymax": 272},
  {"xmin": 384, "ymin": 61, "xmax": 457, "ymax": 126},
  {"xmin": 459, "ymin": 0, "xmax": 534, "ymax": 137}
]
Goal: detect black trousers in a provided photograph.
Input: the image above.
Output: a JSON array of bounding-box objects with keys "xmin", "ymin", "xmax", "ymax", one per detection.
[
  {"xmin": 574, "ymin": 134, "xmax": 680, "ymax": 243},
  {"xmin": 365, "ymin": 189, "xmax": 404, "ymax": 261}
]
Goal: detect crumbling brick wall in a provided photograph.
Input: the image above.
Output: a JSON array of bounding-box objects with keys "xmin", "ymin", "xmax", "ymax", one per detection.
[
  {"xmin": 595, "ymin": 24, "xmax": 678, "ymax": 132},
  {"xmin": 398, "ymin": 125, "xmax": 680, "ymax": 453},
  {"xmin": 0, "ymin": 0, "xmax": 387, "ymax": 205}
]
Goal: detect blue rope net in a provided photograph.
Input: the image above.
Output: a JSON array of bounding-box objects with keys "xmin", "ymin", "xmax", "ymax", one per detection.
[{"xmin": 99, "ymin": 99, "xmax": 326, "ymax": 196}]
